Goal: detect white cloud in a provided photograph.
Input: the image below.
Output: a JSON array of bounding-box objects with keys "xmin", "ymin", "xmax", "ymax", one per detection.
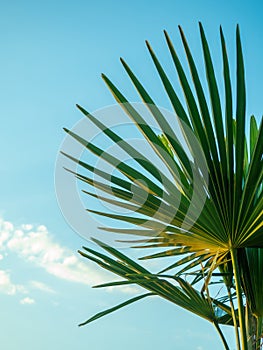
[
  {"xmin": 0, "ymin": 219, "xmax": 12, "ymax": 249},
  {"xmin": 1, "ymin": 221, "xmax": 14, "ymax": 232},
  {"xmin": 20, "ymin": 297, "xmax": 35, "ymax": 305},
  {"xmin": 21, "ymin": 224, "xmax": 33, "ymax": 231},
  {"xmin": 0, "ymin": 269, "xmax": 26, "ymax": 295},
  {"xmin": 0, "ymin": 270, "xmax": 17, "ymax": 295},
  {"xmin": 30, "ymin": 281, "xmax": 56, "ymax": 294},
  {"xmin": 0, "ymin": 217, "xmax": 139, "ymax": 296},
  {"xmin": 6, "ymin": 224, "xmax": 107, "ymax": 286}
]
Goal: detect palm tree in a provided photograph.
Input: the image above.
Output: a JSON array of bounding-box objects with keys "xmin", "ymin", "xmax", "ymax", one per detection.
[{"xmin": 62, "ymin": 23, "xmax": 263, "ymax": 350}]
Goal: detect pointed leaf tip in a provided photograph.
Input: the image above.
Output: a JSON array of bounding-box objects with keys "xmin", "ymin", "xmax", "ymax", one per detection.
[
  {"xmin": 163, "ymin": 29, "xmax": 169, "ymax": 39},
  {"xmin": 120, "ymin": 57, "xmax": 127, "ymax": 67},
  {"xmin": 198, "ymin": 22, "xmax": 204, "ymax": 34},
  {"xmin": 76, "ymin": 104, "xmax": 90, "ymax": 116},
  {"xmin": 236, "ymin": 25, "xmax": 241, "ymax": 40},
  {"xmin": 91, "ymin": 237, "xmax": 108, "ymax": 248},
  {"xmin": 178, "ymin": 25, "xmax": 185, "ymax": 40}
]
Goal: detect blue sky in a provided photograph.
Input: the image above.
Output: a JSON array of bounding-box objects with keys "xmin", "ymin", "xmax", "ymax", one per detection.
[{"xmin": 0, "ymin": 1, "xmax": 262, "ymax": 349}]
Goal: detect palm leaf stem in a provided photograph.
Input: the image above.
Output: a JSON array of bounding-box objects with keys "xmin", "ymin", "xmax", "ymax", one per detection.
[
  {"xmin": 245, "ymin": 305, "xmax": 256, "ymax": 350},
  {"xmin": 256, "ymin": 315, "xmax": 262, "ymax": 350},
  {"xmin": 231, "ymin": 249, "xmax": 248, "ymax": 350},
  {"xmin": 213, "ymin": 321, "xmax": 231, "ymax": 350},
  {"xmin": 227, "ymin": 286, "xmax": 241, "ymax": 350}
]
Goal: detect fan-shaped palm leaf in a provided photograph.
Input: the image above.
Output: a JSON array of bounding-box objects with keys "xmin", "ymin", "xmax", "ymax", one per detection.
[{"xmin": 62, "ymin": 24, "xmax": 262, "ymax": 350}]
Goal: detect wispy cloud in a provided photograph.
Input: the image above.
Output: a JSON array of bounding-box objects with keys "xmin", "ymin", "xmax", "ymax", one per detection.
[
  {"xmin": 0, "ymin": 221, "xmax": 12, "ymax": 248},
  {"xmin": 0, "ymin": 269, "xmax": 26, "ymax": 295},
  {"xmin": 5, "ymin": 222, "xmax": 107, "ymax": 286},
  {"xmin": 0, "ymin": 270, "xmax": 18, "ymax": 295},
  {"xmin": 20, "ymin": 297, "xmax": 35, "ymax": 305},
  {"xmin": 30, "ymin": 281, "xmax": 56, "ymax": 294},
  {"xmin": 0, "ymin": 217, "xmax": 136, "ymax": 298}
]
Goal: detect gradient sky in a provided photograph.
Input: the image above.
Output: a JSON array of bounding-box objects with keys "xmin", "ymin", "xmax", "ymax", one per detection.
[{"xmin": 1, "ymin": 1, "xmax": 263, "ymax": 349}]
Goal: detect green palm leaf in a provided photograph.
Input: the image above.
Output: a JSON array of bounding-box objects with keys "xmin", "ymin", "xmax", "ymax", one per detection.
[
  {"xmin": 79, "ymin": 240, "xmax": 231, "ymax": 329},
  {"xmin": 62, "ymin": 24, "xmax": 262, "ymax": 350}
]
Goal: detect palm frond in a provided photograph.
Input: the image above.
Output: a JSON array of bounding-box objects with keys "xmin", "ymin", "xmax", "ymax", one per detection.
[{"xmin": 62, "ymin": 24, "xmax": 263, "ymax": 348}]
